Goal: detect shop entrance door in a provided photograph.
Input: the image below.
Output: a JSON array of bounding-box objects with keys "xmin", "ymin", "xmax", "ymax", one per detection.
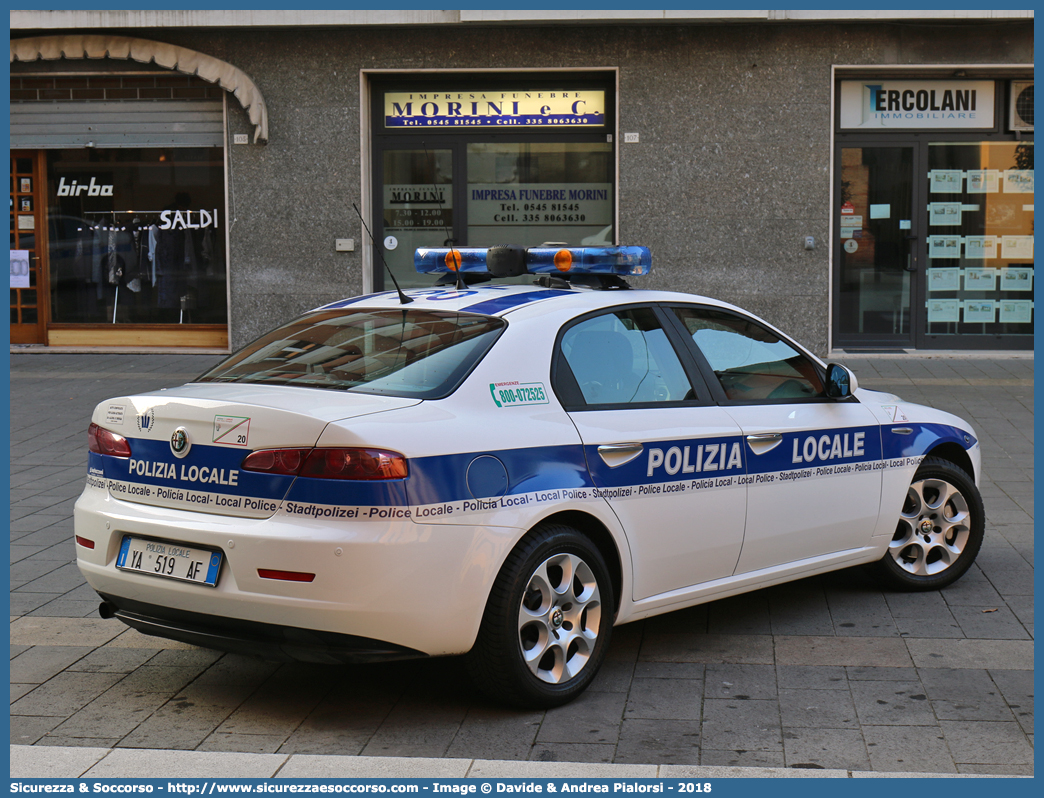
[
  {"xmin": 834, "ymin": 145, "xmax": 919, "ymax": 348},
  {"xmin": 10, "ymin": 150, "xmax": 48, "ymax": 344}
]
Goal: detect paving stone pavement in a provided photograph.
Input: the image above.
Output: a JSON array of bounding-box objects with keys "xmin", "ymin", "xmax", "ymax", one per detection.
[{"xmin": 8, "ymin": 353, "xmax": 1034, "ymax": 776}]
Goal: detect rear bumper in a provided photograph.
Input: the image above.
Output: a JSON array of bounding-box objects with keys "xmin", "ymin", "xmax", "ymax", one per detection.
[
  {"xmin": 75, "ymin": 484, "xmax": 523, "ymax": 657},
  {"xmin": 97, "ymin": 593, "xmax": 424, "ymax": 664}
]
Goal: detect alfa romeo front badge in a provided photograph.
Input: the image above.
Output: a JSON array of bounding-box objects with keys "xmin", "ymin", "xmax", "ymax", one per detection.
[{"xmin": 170, "ymin": 426, "xmax": 191, "ymax": 458}]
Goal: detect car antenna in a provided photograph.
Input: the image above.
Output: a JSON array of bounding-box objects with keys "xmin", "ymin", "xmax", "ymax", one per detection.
[
  {"xmin": 352, "ymin": 202, "xmax": 412, "ymax": 305},
  {"xmin": 422, "ymin": 142, "xmax": 467, "ymax": 292}
]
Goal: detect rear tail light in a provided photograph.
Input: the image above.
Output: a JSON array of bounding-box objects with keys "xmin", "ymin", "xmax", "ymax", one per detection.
[
  {"xmin": 240, "ymin": 448, "xmax": 310, "ymax": 476},
  {"xmin": 241, "ymin": 447, "xmax": 408, "ymax": 480},
  {"xmin": 88, "ymin": 423, "xmax": 131, "ymax": 458},
  {"xmin": 301, "ymin": 448, "xmax": 408, "ymax": 480}
]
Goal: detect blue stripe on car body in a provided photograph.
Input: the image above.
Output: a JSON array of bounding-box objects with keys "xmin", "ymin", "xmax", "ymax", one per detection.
[
  {"xmin": 881, "ymin": 423, "xmax": 977, "ymax": 460},
  {"xmin": 89, "ymin": 440, "xmax": 294, "ymax": 500},
  {"xmin": 461, "ymin": 289, "xmax": 575, "ymax": 315},
  {"xmin": 90, "ymin": 423, "xmax": 977, "ymax": 510}
]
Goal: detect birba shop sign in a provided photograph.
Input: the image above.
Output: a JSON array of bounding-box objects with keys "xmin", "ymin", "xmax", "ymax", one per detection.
[{"xmin": 384, "ymin": 90, "xmax": 606, "ymax": 128}]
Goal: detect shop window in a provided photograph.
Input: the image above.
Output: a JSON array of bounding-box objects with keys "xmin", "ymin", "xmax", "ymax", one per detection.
[
  {"xmin": 373, "ymin": 79, "xmax": 616, "ymax": 291},
  {"xmin": 925, "ymin": 142, "xmax": 1034, "ymax": 337},
  {"xmin": 466, "ymin": 142, "xmax": 613, "ymax": 248},
  {"xmin": 45, "ymin": 147, "xmax": 226, "ymax": 325}
]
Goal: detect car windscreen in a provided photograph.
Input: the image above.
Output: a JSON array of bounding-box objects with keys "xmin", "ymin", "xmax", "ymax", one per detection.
[{"xmin": 196, "ymin": 308, "xmax": 506, "ymax": 399}]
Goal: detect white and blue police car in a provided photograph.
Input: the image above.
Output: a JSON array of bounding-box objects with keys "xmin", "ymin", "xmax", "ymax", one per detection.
[{"xmin": 75, "ymin": 244, "xmax": 984, "ymax": 708}]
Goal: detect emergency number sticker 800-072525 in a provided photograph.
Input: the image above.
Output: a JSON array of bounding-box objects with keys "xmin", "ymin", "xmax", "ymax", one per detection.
[{"xmin": 490, "ymin": 381, "xmax": 549, "ymax": 408}]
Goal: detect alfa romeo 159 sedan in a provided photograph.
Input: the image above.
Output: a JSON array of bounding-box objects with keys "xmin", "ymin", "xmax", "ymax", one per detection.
[{"xmin": 75, "ymin": 245, "xmax": 984, "ymax": 708}]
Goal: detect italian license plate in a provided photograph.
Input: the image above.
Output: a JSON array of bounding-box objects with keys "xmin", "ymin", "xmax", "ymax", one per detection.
[{"xmin": 116, "ymin": 536, "xmax": 222, "ymax": 587}]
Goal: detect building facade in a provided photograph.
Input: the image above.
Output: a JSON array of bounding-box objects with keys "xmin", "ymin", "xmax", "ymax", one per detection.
[{"xmin": 9, "ymin": 10, "xmax": 1034, "ymax": 354}]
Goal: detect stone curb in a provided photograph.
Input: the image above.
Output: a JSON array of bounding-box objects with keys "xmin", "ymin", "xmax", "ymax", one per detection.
[{"xmin": 10, "ymin": 745, "xmax": 1028, "ymax": 780}]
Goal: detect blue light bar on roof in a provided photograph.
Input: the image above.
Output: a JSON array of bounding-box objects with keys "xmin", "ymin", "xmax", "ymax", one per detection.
[
  {"xmin": 527, "ymin": 246, "xmax": 651, "ymax": 275},
  {"xmin": 414, "ymin": 247, "xmax": 492, "ymax": 274},
  {"xmin": 414, "ymin": 246, "xmax": 652, "ymax": 276}
]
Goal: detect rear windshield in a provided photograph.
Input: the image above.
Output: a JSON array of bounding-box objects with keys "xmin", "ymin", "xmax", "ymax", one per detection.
[{"xmin": 196, "ymin": 309, "xmax": 506, "ymax": 399}]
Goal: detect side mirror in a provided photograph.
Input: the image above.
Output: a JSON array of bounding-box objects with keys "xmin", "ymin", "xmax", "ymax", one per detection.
[{"xmin": 825, "ymin": 363, "xmax": 857, "ymax": 398}]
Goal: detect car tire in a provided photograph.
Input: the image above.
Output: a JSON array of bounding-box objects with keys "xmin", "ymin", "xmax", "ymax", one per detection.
[
  {"xmin": 467, "ymin": 523, "xmax": 614, "ymax": 709},
  {"xmin": 873, "ymin": 456, "xmax": 984, "ymax": 591}
]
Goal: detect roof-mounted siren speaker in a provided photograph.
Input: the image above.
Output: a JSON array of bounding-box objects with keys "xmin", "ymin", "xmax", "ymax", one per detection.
[{"xmin": 1008, "ymin": 80, "xmax": 1033, "ymax": 132}]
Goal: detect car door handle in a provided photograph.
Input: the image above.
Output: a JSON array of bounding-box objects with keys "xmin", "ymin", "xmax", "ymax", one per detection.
[
  {"xmin": 597, "ymin": 443, "xmax": 644, "ymax": 468},
  {"xmin": 745, "ymin": 433, "xmax": 783, "ymax": 454}
]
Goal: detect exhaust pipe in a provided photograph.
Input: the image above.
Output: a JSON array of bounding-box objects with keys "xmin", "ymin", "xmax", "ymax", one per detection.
[{"xmin": 98, "ymin": 601, "xmax": 117, "ymax": 620}]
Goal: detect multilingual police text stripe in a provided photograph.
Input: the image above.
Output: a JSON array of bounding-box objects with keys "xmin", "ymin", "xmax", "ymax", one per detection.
[{"xmin": 89, "ymin": 423, "xmax": 975, "ymax": 517}]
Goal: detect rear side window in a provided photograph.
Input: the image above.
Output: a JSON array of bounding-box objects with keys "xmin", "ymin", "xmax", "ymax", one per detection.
[
  {"xmin": 197, "ymin": 309, "xmax": 505, "ymax": 399},
  {"xmin": 558, "ymin": 307, "xmax": 696, "ymax": 406}
]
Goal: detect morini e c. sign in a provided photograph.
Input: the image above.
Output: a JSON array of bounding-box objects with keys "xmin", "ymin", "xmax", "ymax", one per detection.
[{"xmin": 384, "ymin": 90, "xmax": 606, "ymax": 129}]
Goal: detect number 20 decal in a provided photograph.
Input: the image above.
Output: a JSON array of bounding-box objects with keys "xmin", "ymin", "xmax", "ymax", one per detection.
[{"xmin": 213, "ymin": 415, "xmax": 251, "ymax": 447}]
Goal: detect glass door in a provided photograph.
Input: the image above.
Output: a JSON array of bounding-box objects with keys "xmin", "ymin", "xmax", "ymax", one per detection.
[
  {"xmin": 835, "ymin": 145, "xmax": 918, "ymax": 348},
  {"xmin": 10, "ymin": 150, "xmax": 47, "ymax": 344},
  {"xmin": 376, "ymin": 147, "xmax": 456, "ymax": 291}
]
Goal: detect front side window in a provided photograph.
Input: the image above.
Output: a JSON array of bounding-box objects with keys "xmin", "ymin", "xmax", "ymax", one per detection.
[
  {"xmin": 197, "ymin": 309, "xmax": 505, "ymax": 399},
  {"xmin": 558, "ymin": 307, "xmax": 695, "ymax": 406},
  {"xmin": 672, "ymin": 307, "xmax": 824, "ymax": 402}
]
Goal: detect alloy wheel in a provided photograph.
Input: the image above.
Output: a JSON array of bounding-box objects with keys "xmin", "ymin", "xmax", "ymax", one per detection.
[
  {"xmin": 889, "ymin": 476, "xmax": 971, "ymax": 576},
  {"xmin": 517, "ymin": 552, "xmax": 602, "ymax": 684}
]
